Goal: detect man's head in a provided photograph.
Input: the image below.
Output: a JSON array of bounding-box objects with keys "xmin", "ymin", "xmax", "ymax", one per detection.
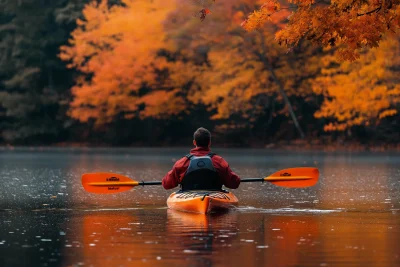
[{"xmin": 193, "ymin": 127, "xmax": 211, "ymax": 148}]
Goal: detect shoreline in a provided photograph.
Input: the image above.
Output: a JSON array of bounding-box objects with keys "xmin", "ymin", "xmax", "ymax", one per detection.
[{"xmin": 1, "ymin": 141, "xmax": 400, "ymax": 153}]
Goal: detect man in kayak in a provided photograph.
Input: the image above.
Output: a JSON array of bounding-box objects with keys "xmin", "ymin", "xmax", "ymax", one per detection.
[{"xmin": 162, "ymin": 127, "xmax": 240, "ymax": 191}]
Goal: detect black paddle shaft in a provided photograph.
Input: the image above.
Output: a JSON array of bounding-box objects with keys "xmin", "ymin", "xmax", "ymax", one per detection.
[
  {"xmin": 139, "ymin": 181, "xmax": 163, "ymax": 186},
  {"xmin": 240, "ymin": 178, "xmax": 264, "ymax": 183}
]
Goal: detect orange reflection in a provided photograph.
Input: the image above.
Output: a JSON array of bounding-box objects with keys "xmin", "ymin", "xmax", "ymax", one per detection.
[
  {"xmin": 63, "ymin": 210, "xmax": 240, "ymax": 266},
  {"xmin": 264, "ymin": 216, "xmax": 320, "ymax": 266},
  {"xmin": 222, "ymin": 214, "xmax": 320, "ymax": 266},
  {"xmin": 73, "ymin": 211, "xmax": 169, "ymax": 267},
  {"xmin": 164, "ymin": 209, "xmax": 242, "ymax": 265},
  {"xmin": 83, "ymin": 213, "xmax": 142, "ymax": 266},
  {"xmin": 166, "ymin": 209, "xmax": 210, "ymax": 230},
  {"xmin": 63, "ymin": 210, "xmax": 399, "ymax": 266},
  {"xmin": 165, "ymin": 211, "xmax": 321, "ymax": 266},
  {"xmin": 317, "ymin": 212, "xmax": 397, "ymax": 267}
]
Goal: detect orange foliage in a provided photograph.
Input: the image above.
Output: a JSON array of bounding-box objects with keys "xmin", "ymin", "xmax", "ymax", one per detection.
[
  {"xmin": 313, "ymin": 37, "xmax": 400, "ymax": 131},
  {"xmin": 60, "ymin": 0, "xmax": 400, "ymax": 134},
  {"xmin": 242, "ymin": 0, "xmax": 400, "ymax": 61},
  {"xmin": 163, "ymin": 0, "xmax": 320, "ymax": 123},
  {"xmin": 59, "ymin": 0, "xmax": 182, "ymax": 124}
]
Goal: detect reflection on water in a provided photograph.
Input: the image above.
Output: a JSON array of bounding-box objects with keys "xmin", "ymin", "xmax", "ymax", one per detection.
[
  {"xmin": 166, "ymin": 209, "xmax": 239, "ymax": 262},
  {"xmin": 1, "ymin": 208, "xmax": 399, "ymax": 267},
  {"xmin": 0, "ymin": 147, "xmax": 399, "ymax": 266}
]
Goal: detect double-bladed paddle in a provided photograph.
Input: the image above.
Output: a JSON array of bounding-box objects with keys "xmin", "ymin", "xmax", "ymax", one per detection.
[{"xmin": 82, "ymin": 167, "xmax": 319, "ymax": 194}]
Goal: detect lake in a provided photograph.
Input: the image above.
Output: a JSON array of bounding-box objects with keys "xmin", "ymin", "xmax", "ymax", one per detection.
[{"xmin": 0, "ymin": 147, "xmax": 399, "ymax": 266}]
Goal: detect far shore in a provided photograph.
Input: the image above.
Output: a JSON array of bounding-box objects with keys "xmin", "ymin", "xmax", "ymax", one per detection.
[{"xmin": 1, "ymin": 140, "xmax": 399, "ymax": 153}]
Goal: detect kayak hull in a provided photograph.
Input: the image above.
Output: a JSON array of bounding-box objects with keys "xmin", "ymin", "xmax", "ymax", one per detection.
[{"xmin": 167, "ymin": 191, "xmax": 238, "ymax": 214}]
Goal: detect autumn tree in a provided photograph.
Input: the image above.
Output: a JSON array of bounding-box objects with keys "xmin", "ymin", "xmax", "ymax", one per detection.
[
  {"xmin": 60, "ymin": 0, "xmax": 191, "ymax": 125},
  {"xmin": 165, "ymin": 0, "xmax": 323, "ymax": 140},
  {"xmin": 313, "ymin": 36, "xmax": 400, "ymax": 132},
  {"xmin": 242, "ymin": 0, "xmax": 400, "ymax": 61}
]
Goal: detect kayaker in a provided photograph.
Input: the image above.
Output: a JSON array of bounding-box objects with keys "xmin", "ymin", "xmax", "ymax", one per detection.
[{"xmin": 162, "ymin": 127, "xmax": 240, "ymax": 191}]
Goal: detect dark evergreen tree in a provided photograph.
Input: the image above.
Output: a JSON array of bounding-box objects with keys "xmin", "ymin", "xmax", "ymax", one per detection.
[{"xmin": 0, "ymin": 0, "xmax": 88, "ymax": 144}]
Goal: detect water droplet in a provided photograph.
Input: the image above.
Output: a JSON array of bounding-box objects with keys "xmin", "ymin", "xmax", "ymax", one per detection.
[{"xmin": 183, "ymin": 249, "xmax": 197, "ymax": 253}]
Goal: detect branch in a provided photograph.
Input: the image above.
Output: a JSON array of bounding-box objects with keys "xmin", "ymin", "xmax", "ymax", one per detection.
[{"xmin": 357, "ymin": 5, "xmax": 382, "ymax": 16}]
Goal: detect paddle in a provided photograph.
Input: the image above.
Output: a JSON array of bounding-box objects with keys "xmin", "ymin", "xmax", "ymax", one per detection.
[
  {"xmin": 240, "ymin": 167, "xmax": 319, "ymax": 188},
  {"xmin": 82, "ymin": 167, "xmax": 319, "ymax": 194}
]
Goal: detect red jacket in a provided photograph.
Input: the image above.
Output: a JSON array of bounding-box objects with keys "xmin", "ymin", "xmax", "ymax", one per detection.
[{"xmin": 162, "ymin": 147, "xmax": 241, "ymax": 190}]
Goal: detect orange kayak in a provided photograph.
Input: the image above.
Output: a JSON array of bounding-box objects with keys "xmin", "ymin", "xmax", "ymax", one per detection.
[{"xmin": 167, "ymin": 191, "xmax": 238, "ymax": 214}]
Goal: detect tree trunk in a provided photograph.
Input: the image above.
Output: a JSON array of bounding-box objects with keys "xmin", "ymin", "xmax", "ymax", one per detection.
[
  {"xmin": 265, "ymin": 60, "xmax": 305, "ymax": 139},
  {"xmin": 257, "ymin": 38, "xmax": 305, "ymax": 139}
]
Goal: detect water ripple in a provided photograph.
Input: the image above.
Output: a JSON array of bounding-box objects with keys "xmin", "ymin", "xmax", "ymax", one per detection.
[{"xmin": 236, "ymin": 206, "xmax": 342, "ymax": 214}]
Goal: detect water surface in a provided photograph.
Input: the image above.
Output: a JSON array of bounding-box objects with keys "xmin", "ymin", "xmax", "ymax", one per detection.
[{"xmin": 0, "ymin": 147, "xmax": 399, "ymax": 266}]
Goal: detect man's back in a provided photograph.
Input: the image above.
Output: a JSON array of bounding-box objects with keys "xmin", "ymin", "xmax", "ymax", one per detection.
[{"xmin": 162, "ymin": 146, "xmax": 240, "ymax": 190}]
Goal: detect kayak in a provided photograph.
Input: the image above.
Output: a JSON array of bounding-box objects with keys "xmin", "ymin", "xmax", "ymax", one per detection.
[{"xmin": 166, "ymin": 190, "xmax": 238, "ymax": 214}]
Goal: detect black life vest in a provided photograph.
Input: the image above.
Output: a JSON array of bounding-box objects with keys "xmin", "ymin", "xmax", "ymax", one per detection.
[{"xmin": 180, "ymin": 152, "xmax": 222, "ymax": 191}]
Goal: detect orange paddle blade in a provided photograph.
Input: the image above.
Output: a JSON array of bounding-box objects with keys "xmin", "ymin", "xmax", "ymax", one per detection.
[
  {"xmin": 82, "ymin": 173, "xmax": 139, "ymax": 194},
  {"xmin": 265, "ymin": 167, "xmax": 319, "ymax": 188}
]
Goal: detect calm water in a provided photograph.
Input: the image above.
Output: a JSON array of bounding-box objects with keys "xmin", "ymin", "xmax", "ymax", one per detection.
[{"xmin": 0, "ymin": 147, "xmax": 399, "ymax": 267}]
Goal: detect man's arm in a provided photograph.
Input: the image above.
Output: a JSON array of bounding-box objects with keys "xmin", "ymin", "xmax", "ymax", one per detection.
[
  {"xmin": 162, "ymin": 168, "xmax": 179, "ymax": 189},
  {"xmin": 214, "ymin": 156, "xmax": 240, "ymax": 189},
  {"xmin": 162, "ymin": 157, "xmax": 187, "ymax": 189}
]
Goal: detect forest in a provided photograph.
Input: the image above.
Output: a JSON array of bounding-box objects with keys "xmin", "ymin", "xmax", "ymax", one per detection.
[{"xmin": 0, "ymin": 0, "xmax": 399, "ymax": 148}]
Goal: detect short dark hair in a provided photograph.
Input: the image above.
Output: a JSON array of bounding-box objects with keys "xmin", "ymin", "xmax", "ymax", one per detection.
[{"xmin": 194, "ymin": 127, "xmax": 211, "ymax": 147}]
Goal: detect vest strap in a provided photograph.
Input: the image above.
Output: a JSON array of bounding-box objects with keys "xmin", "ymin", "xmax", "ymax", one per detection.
[
  {"xmin": 207, "ymin": 152, "xmax": 216, "ymax": 158},
  {"xmin": 185, "ymin": 152, "xmax": 216, "ymax": 158},
  {"xmin": 185, "ymin": 153, "xmax": 194, "ymax": 159}
]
